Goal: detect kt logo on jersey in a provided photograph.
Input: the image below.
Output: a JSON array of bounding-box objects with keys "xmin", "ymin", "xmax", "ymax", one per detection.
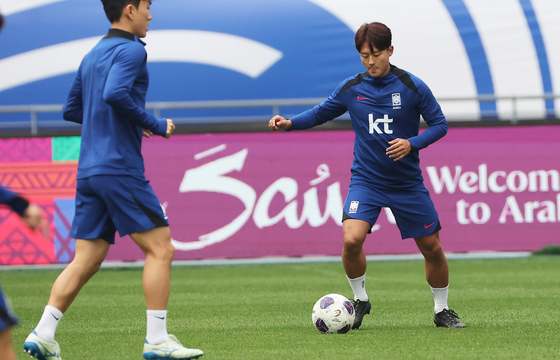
[{"xmin": 369, "ymin": 114, "xmax": 393, "ymax": 134}]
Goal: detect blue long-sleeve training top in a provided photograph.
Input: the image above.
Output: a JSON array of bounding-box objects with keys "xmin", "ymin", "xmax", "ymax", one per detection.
[
  {"xmin": 290, "ymin": 65, "xmax": 448, "ymax": 188},
  {"xmin": 0, "ymin": 185, "xmax": 29, "ymax": 216},
  {"xmin": 63, "ymin": 28, "xmax": 167, "ymax": 179}
]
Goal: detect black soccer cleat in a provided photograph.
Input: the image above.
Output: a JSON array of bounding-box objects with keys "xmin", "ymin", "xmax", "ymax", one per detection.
[
  {"xmin": 433, "ymin": 309, "xmax": 466, "ymax": 328},
  {"xmin": 351, "ymin": 299, "xmax": 371, "ymax": 329}
]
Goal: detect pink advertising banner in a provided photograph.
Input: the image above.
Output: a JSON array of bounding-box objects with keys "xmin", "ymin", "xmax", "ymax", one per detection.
[{"xmin": 106, "ymin": 125, "xmax": 560, "ymax": 261}]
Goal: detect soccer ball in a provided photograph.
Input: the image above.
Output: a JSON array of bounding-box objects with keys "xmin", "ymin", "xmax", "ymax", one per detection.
[{"xmin": 312, "ymin": 293, "xmax": 355, "ymax": 334}]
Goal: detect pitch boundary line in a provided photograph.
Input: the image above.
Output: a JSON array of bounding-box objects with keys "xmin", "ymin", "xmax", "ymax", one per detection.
[{"xmin": 0, "ymin": 251, "xmax": 531, "ymax": 271}]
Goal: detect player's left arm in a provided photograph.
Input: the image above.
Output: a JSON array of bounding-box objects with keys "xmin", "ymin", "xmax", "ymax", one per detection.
[
  {"xmin": 103, "ymin": 44, "xmax": 167, "ymax": 136},
  {"xmin": 407, "ymin": 82, "xmax": 448, "ymax": 150},
  {"xmin": 387, "ymin": 83, "xmax": 447, "ymax": 161}
]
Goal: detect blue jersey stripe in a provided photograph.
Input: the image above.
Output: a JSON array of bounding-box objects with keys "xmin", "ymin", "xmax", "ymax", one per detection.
[
  {"xmin": 441, "ymin": 0, "xmax": 497, "ymax": 119},
  {"xmin": 518, "ymin": 0, "xmax": 555, "ymax": 117}
]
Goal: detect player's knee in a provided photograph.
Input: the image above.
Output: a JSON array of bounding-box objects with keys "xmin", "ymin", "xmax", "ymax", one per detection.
[
  {"xmin": 416, "ymin": 236, "xmax": 443, "ymax": 258},
  {"xmin": 151, "ymin": 241, "xmax": 175, "ymax": 262},
  {"xmin": 343, "ymin": 234, "xmax": 365, "ymax": 253},
  {"xmin": 166, "ymin": 242, "xmax": 175, "ymax": 260},
  {"xmin": 71, "ymin": 256, "xmax": 103, "ymax": 276}
]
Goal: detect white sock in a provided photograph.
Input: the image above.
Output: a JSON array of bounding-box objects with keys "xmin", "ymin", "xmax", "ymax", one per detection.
[
  {"xmin": 431, "ymin": 285, "xmax": 449, "ymax": 314},
  {"xmin": 35, "ymin": 305, "xmax": 63, "ymax": 342},
  {"xmin": 347, "ymin": 274, "xmax": 368, "ymax": 301},
  {"xmin": 146, "ymin": 310, "xmax": 168, "ymax": 345}
]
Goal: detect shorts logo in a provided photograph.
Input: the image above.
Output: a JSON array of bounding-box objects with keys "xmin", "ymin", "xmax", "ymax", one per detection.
[
  {"xmin": 392, "ymin": 93, "xmax": 401, "ymax": 107},
  {"xmin": 349, "ymin": 201, "xmax": 359, "ymax": 214},
  {"xmin": 160, "ymin": 204, "xmax": 169, "ymax": 220},
  {"xmin": 424, "ymin": 221, "xmax": 436, "ymax": 229}
]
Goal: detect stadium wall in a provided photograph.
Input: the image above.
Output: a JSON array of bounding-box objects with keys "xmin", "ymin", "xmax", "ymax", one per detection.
[
  {"xmin": 1, "ymin": 0, "xmax": 560, "ymax": 123},
  {"xmin": 1, "ymin": 126, "xmax": 559, "ymax": 265}
]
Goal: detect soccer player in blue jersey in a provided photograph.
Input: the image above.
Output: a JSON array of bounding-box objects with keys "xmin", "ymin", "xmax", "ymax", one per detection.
[
  {"xmin": 23, "ymin": 1, "xmax": 204, "ymax": 359},
  {"xmin": 1, "ymin": 15, "xmax": 48, "ymax": 360},
  {"xmin": 0, "ymin": 186, "xmax": 46, "ymax": 360},
  {"xmin": 269, "ymin": 22, "xmax": 465, "ymax": 329}
]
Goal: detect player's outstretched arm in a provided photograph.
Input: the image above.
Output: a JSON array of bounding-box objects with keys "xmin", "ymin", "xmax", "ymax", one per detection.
[
  {"xmin": 268, "ymin": 115, "xmax": 292, "ymax": 131},
  {"xmin": 22, "ymin": 203, "xmax": 49, "ymax": 239}
]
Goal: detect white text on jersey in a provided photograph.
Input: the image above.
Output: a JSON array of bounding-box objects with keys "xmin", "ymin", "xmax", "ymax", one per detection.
[{"xmin": 369, "ymin": 114, "xmax": 393, "ymax": 134}]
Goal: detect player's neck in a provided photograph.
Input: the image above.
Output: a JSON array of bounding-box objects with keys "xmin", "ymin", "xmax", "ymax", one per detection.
[{"xmin": 110, "ymin": 22, "xmax": 136, "ymax": 37}]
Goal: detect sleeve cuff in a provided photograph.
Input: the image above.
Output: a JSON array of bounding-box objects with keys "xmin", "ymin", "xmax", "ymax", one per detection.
[
  {"xmin": 6, "ymin": 196, "xmax": 30, "ymax": 217},
  {"xmin": 154, "ymin": 118, "xmax": 168, "ymax": 136}
]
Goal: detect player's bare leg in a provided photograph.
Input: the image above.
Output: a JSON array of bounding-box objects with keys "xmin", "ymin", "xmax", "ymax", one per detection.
[
  {"xmin": 130, "ymin": 226, "xmax": 174, "ymax": 310},
  {"xmin": 0, "ymin": 329, "xmax": 16, "ymax": 360},
  {"xmin": 342, "ymin": 219, "xmax": 370, "ymax": 278},
  {"xmin": 131, "ymin": 226, "xmax": 203, "ymax": 358},
  {"xmin": 415, "ymin": 231, "xmax": 465, "ymax": 328},
  {"xmin": 24, "ymin": 239, "xmax": 109, "ymax": 359},
  {"xmin": 48, "ymin": 238, "xmax": 110, "ymax": 312},
  {"xmin": 414, "ymin": 231, "xmax": 448, "ymax": 288},
  {"xmin": 342, "ymin": 219, "xmax": 372, "ymax": 329}
]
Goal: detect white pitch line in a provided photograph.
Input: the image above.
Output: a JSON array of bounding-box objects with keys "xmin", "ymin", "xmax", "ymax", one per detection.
[{"xmin": 0, "ymin": 251, "xmax": 532, "ymax": 271}]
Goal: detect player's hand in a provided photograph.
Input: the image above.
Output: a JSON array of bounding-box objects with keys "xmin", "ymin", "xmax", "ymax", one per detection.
[
  {"xmin": 268, "ymin": 115, "xmax": 292, "ymax": 131},
  {"xmin": 386, "ymin": 138, "xmax": 411, "ymax": 161},
  {"xmin": 164, "ymin": 119, "xmax": 175, "ymax": 139},
  {"xmin": 143, "ymin": 129, "xmax": 153, "ymax": 138},
  {"xmin": 22, "ymin": 203, "xmax": 49, "ymax": 238}
]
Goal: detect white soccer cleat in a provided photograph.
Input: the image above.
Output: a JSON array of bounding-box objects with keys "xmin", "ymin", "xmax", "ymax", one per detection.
[
  {"xmin": 143, "ymin": 334, "xmax": 204, "ymax": 359},
  {"xmin": 23, "ymin": 331, "xmax": 62, "ymax": 360}
]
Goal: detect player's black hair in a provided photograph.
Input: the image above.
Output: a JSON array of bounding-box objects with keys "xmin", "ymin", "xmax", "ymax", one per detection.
[
  {"xmin": 355, "ymin": 22, "xmax": 392, "ymax": 53},
  {"xmin": 0, "ymin": 12, "xmax": 4, "ymax": 31},
  {"xmin": 100, "ymin": 0, "xmax": 142, "ymax": 23}
]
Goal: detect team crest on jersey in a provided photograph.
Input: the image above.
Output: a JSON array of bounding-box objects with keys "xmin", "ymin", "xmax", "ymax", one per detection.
[
  {"xmin": 349, "ymin": 201, "xmax": 359, "ymax": 214},
  {"xmin": 392, "ymin": 93, "xmax": 401, "ymax": 109}
]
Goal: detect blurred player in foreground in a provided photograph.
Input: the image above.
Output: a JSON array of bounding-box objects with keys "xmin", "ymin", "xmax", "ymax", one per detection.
[
  {"xmin": 0, "ymin": 12, "xmax": 48, "ymax": 360},
  {"xmin": 23, "ymin": 1, "xmax": 203, "ymax": 359},
  {"xmin": 269, "ymin": 22, "xmax": 465, "ymax": 329},
  {"xmin": 0, "ymin": 185, "xmax": 47, "ymax": 360}
]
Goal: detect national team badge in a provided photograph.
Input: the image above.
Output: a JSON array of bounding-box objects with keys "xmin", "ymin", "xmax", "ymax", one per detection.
[
  {"xmin": 392, "ymin": 93, "xmax": 401, "ymax": 107},
  {"xmin": 349, "ymin": 201, "xmax": 359, "ymax": 214}
]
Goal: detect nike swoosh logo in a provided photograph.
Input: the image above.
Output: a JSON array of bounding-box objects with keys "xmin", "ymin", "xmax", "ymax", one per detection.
[
  {"xmin": 424, "ymin": 222, "xmax": 436, "ymax": 229},
  {"xmin": 357, "ymin": 96, "xmax": 369, "ymax": 100},
  {"xmin": 154, "ymin": 316, "xmax": 165, "ymax": 320},
  {"xmin": 51, "ymin": 313, "xmax": 59, "ymax": 320}
]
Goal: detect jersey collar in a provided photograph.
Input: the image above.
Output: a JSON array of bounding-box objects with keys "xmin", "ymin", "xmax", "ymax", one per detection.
[{"xmin": 104, "ymin": 28, "xmax": 146, "ymax": 46}]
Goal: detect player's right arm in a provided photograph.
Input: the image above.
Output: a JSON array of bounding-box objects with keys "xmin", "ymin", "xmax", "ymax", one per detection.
[
  {"xmin": 62, "ymin": 64, "xmax": 84, "ymax": 124},
  {"xmin": 268, "ymin": 115, "xmax": 292, "ymax": 131},
  {"xmin": 271, "ymin": 79, "xmax": 349, "ymax": 132}
]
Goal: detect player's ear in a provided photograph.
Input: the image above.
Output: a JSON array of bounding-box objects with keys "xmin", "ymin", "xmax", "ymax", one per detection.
[
  {"xmin": 122, "ymin": 3, "xmax": 135, "ymax": 21},
  {"xmin": 387, "ymin": 45, "xmax": 394, "ymax": 57}
]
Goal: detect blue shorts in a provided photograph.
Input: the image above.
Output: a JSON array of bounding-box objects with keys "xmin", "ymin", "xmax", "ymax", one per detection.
[
  {"xmin": 342, "ymin": 180, "xmax": 441, "ymax": 239},
  {"xmin": 70, "ymin": 175, "xmax": 169, "ymax": 244},
  {"xmin": 0, "ymin": 284, "xmax": 18, "ymax": 331}
]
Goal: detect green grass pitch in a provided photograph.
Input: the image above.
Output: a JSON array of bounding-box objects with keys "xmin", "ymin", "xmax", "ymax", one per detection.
[{"xmin": 3, "ymin": 256, "xmax": 559, "ymax": 359}]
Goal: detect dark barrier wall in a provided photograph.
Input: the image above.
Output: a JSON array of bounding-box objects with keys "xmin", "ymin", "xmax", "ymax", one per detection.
[{"xmin": 1, "ymin": 125, "xmax": 559, "ymax": 265}]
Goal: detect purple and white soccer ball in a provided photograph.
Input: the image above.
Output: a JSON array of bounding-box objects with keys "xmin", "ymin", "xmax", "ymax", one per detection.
[{"xmin": 312, "ymin": 293, "xmax": 355, "ymax": 334}]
